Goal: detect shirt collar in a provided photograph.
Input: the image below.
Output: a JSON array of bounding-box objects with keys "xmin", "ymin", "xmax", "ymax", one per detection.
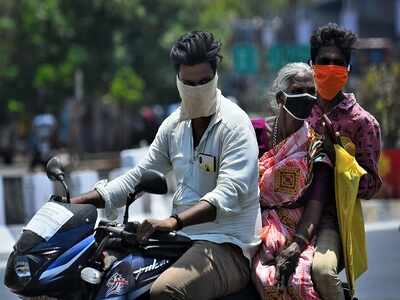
[
  {"xmin": 336, "ymin": 93, "xmax": 357, "ymax": 111},
  {"xmin": 314, "ymin": 92, "xmax": 357, "ymax": 115}
]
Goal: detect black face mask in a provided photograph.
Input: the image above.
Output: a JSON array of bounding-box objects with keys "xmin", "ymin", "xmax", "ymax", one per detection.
[{"xmin": 282, "ymin": 92, "xmax": 317, "ymax": 120}]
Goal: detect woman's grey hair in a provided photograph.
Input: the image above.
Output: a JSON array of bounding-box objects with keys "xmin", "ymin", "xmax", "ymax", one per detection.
[{"xmin": 268, "ymin": 62, "xmax": 313, "ymax": 110}]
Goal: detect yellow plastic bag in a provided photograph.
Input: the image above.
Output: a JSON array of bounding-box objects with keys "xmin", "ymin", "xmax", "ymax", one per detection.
[{"xmin": 334, "ymin": 143, "xmax": 368, "ymax": 295}]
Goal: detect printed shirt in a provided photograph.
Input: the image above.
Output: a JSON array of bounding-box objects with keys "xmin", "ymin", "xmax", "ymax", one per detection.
[
  {"xmin": 308, "ymin": 93, "xmax": 382, "ymax": 199},
  {"xmin": 96, "ymin": 91, "xmax": 262, "ymax": 261}
]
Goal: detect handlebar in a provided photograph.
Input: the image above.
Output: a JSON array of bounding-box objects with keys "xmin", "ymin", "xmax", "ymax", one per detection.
[
  {"xmin": 92, "ymin": 220, "xmax": 192, "ymax": 263},
  {"xmin": 95, "ymin": 221, "xmax": 191, "ymax": 247}
]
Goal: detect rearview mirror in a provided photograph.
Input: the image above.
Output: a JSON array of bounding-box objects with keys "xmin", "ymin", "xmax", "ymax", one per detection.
[
  {"xmin": 123, "ymin": 169, "xmax": 168, "ymax": 224},
  {"xmin": 135, "ymin": 169, "xmax": 167, "ymax": 195},
  {"xmin": 46, "ymin": 156, "xmax": 70, "ymax": 203},
  {"xmin": 46, "ymin": 157, "xmax": 65, "ymax": 182}
]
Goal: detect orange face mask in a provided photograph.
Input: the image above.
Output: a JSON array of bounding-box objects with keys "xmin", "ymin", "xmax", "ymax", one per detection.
[{"xmin": 313, "ymin": 64, "xmax": 349, "ymax": 101}]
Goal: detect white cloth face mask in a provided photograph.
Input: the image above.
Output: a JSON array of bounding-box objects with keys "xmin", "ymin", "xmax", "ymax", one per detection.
[{"xmin": 177, "ymin": 73, "xmax": 218, "ymax": 121}]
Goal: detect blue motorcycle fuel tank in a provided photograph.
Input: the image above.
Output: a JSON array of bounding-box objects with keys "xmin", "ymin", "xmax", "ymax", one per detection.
[{"xmin": 96, "ymin": 254, "xmax": 172, "ymax": 300}]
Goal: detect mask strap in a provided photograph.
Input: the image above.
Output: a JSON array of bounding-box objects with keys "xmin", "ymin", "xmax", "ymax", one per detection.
[
  {"xmin": 282, "ymin": 91, "xmax": 317, "ymax": 100},
  {"xmin": 282, "ymin": 105, "xmax": 307, "ymax": 121}
]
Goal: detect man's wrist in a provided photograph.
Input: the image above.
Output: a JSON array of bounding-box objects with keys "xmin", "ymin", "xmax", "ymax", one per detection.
[
  {"xmin": 165, "ymin": 217, "xmax": 177, "ymax": 231},
  {"xmin": 170, "ymin": 214, "xmax": 184, "ymax": 230}
]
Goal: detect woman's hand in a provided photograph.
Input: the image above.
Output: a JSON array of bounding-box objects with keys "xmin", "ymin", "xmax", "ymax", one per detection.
[
  {"xmin": 259, "ymin": 249, "xmax": 275, "ymax": 265},
  {"xmin": 275, "ymin": 242, "xmax": 302, "ymax": 288},
  {"xmin": 136, "ymin": 218, "xmax": 177, "ymax": 243},
  {"xmin": 322, "ymin": 114, "xmax": 340, "ymax": 163}
]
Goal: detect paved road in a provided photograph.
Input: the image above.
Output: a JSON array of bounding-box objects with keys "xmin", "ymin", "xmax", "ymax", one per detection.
[
  {"xmin": 1, "ymin": 222, "xmax": 399, "ymax": 300},
  {"xmin": 0, "ymin": 268, "xmax": 15, "ymax": 300},
  {"xmin": 354, "ymin": 226, "xmax": 400, "ymax": 300}
]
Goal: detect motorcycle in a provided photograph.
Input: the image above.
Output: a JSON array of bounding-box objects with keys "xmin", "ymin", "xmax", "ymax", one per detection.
[
  {"xmin": 4, "ymin": 157, "xmax": 259, "ymax": 300},
  {"xmin": 4, "ymin": 157, "xmax": 356, "ymax": 300}
]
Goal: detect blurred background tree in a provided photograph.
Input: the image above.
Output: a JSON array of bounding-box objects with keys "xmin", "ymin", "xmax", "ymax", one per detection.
[
  {"xmin": 0, "ymin": 0, "xmax": 291, "ymax": 152},
  {"xmin": 0, "ymin": 0, "xmax": 290, "ymax": 117},
  {"xmin": 359, "ymin": 64, "xmax": 400, "ymax": 148}
]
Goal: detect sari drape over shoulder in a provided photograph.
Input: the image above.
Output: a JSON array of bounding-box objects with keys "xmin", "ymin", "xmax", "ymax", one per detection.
[{"xmin": 252, "ymin": 122, "xmax": 331, "ymax": 300}]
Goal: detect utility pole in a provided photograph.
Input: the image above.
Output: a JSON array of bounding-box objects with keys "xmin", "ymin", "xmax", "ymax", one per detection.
[
  {"xmin": 71, "ymin": 69, "xmax": 84, "ymax": 155},
  {"xmin": 74, "ymin": 69, "xmax": 84, "ymax": 102}
]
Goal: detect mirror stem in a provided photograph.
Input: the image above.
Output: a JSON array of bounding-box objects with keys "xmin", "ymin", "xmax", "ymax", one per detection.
[
  {"xmin": 123, "ymin": 191, "xmax": 138, "ymax": 224},
  {"xmin": 61, "ymin": 180, "xmax": 70, "ymax": 203}
]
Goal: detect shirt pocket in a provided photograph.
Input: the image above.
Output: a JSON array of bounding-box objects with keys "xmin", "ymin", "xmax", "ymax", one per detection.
[{"xmin": 195, "ymin": 153, "xmax": 218, "ymax": 196}]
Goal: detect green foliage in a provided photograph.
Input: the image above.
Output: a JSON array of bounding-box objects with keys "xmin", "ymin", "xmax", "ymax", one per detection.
[
  {"xmin": 358, "ymin": 64, "xmax": 400, "ymax": 147},
  {"xmin": 0, "ymin": 0, "xmax": 291, "ymax": 123},
  {"xmin": 59, "ymin": 47, "xmax": 88, "ymax": 86},
  {"xmin": 0, "ymin": 17, "xmax": 15, "ymax": 30},
  {"xmin": 1, "ymin": 65, "xmax": 19, "ymax": 80},
  {"xmin": 107, "ymin": 67, "xmax": 144, "ymax": 105},
  {"xmin": 7, "ymin": 99, "xmax": 24, "ymax": 113},
  {"xmin": 34, "ymin": 64, "xmax": 57, "ymax": 88}
]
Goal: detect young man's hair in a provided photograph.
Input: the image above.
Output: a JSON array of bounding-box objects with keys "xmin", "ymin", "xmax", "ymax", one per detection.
[
  {"xmin": 170, "ymin": 31, "xmax": 222, "ymax": 73},
  {"xmin": 310, "ymin": 23, "xmax": 357, "ymax": 64}
]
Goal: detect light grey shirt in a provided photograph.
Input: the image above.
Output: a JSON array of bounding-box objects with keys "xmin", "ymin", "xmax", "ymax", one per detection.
[{"xmin": 96, "ymin": 90, "xmax": 261, "ymax": 261}]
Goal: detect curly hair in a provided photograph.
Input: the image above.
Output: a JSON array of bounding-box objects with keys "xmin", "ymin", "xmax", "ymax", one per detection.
[
  {"xmin": 310, "ymin": 23, "xmax": 357, "ymax": 64},
  {"xmin": 170, "ymin": 31, "xmax": 222, "ymax": 73}
]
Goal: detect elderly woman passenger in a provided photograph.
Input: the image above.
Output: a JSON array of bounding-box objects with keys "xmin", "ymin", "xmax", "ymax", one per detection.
[{"xmin": 252, "ymin": 62, "xmax": 333, "ymax": 300}]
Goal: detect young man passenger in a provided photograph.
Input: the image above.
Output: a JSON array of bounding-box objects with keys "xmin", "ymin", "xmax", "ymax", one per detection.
[{"xmin": 308, "ymin": 23, "xmax": 382, "ymax": 300}]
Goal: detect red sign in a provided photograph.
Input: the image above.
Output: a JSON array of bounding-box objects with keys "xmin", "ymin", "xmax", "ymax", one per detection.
[{"xmin": 376, "ymin": 149, "xmax": 400, "ymax": 198}]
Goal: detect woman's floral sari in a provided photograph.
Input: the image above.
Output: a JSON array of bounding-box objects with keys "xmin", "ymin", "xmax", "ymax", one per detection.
[{"xmin": 252, "ymin": 122, "xmax": 330, "ymax": 300}]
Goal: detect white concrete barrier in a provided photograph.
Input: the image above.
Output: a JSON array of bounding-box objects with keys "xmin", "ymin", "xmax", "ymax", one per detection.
[
  {"xmin": 119, "ymin": 148, "xmax": 151, "ymax": 220},
  {"xmin": 108, "ymin": 167, "xmax": 130, "ymax": 180},
  {"xmin": 118, "ymin": 147, "xmax": 174, "ymax": 222},
  {"xmin": 23, "ymin": 173, "xmax": 54, "ymax": 219},
  {"xmin": 70, "ymin": 170, "xmax": 99, "ymax": 196},
  {"xmin": 0, "ymin": 225, "xmax": 16, "ymax": 255},
  {"xmin": 120, "ymin": 147, "xmax": 149, "ymax": 169}
]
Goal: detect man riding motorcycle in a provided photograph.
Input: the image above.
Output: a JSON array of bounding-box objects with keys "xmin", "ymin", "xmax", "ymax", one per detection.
[{"xmin": 70, "ymin": 31, "xmax": 261, "ymax": 300}]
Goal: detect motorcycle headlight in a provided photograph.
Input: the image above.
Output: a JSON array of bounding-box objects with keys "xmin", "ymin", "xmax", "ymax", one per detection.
[
  {"xmin": 5, "ymin": 254, "xmax": 32, "ymax": 292},
  {"xmin": 15, "ymin": 255, "xmax": 32, "ymax": 284}
]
